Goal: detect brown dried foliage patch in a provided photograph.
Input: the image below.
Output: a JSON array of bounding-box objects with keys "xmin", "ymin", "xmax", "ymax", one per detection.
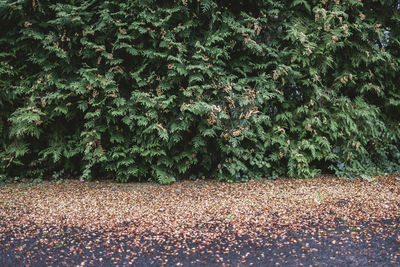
[{"xmin": 1, "ymin": 175, "xmax": 399, "ymax": 238}]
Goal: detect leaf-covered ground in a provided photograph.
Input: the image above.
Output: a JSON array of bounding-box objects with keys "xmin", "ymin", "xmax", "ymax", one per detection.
[{"xmin": 1, "ymin": 175, "xmax": 400, "ymax": 266}]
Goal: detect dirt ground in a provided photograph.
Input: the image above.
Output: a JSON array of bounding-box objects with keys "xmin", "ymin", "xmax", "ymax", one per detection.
[{"xmin": 1, "ymin": 175, "xmax": 399, "ymax": 266}]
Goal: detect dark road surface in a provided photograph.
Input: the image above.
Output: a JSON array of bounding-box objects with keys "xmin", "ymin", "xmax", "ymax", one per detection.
[{"xmin": 1, "ymin": 217, "xmax": 399, "ymax": 266}]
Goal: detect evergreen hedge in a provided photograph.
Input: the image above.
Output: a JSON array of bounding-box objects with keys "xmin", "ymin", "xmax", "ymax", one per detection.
[{"xmin": 0, "ymin": 0, "xmax": 399, "ymax": 183}]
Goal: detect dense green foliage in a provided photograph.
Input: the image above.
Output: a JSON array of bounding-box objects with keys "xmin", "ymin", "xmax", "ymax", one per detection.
[{"xmin": 0, "ymin": 0, "xmax": 399, "ymax": 183}]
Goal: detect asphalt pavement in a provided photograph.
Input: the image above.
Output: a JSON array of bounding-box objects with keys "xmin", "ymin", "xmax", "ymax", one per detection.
[{"xmin": 1, "ymin": 217, "xmax": 399, "ymax": 266}]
